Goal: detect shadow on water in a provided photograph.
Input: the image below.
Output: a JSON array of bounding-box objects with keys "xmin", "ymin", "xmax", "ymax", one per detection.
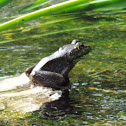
[
  {"xmin": 28, "ymin": 79, "xmax": 126, "ymax": 125},
  {"xmin": 0, "ymin": 72, "xmax": 125, "ymax": 125},
  {"xmin": 34, "ymin": 90, "xmax": 72, "ymax": 120}
]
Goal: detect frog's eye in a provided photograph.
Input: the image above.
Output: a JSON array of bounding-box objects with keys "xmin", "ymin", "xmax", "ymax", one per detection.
[{"xmin": 76, "ymin": 43, "xmax": 84, "ymax": 50}]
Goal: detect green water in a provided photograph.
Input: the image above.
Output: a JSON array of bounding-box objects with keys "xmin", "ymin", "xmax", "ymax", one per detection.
[{"xmin": 0, "ymin": 0, "xmax": 126, "ymax": 125}]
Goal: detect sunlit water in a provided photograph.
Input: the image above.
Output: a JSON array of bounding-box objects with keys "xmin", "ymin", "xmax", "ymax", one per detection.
[{"xmin": 0, "ymin": 0, "xmax": 126, "ymax": 125}]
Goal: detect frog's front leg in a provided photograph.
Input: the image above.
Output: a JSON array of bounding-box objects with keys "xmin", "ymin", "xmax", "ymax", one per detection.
[{"xmin": 29, "ymin": 71, "xmax": 65, "ymax": 89}]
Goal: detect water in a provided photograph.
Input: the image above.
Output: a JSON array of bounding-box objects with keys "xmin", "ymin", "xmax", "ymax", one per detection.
[{"xmin": 0, "ymin": 0, "xmax": 126, "ymax": 125}]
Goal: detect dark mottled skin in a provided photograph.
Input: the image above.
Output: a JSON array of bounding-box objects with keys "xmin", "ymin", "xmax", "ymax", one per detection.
[{"xmin": 25, "ymin": 39, "xmax": 91, "ymax": 89}]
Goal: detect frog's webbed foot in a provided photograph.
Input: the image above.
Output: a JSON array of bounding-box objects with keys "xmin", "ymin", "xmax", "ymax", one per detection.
[
  {"xmin": 25, "ymin": 64, "xmax": 36, "ymax": 77},
  {"xmin": 29, "ymin": 71, "xmax": 66, "ymax": 89}
]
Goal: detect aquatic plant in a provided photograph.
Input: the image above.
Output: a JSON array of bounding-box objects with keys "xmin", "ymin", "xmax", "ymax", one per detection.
[{"xmin": 0, "ymin": 0, "xmax": 126, "ymax": 32}]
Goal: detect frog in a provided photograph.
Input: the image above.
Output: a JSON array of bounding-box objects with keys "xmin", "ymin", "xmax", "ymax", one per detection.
[{"xmin": 25, "ymin": 39, "xmax": 92, "ymax": 89}]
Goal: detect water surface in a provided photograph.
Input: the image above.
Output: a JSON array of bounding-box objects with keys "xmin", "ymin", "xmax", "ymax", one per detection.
[{"xmin": 0, "ymin": 0, "xmax": 126, "ymax": 125}]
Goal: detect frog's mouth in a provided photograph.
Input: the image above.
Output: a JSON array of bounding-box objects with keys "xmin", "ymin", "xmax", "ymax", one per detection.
[
  {"xmin": 72, "ymin": 46, "xmax": 92, "ymax": 62},
  {"xmin": 67, "ymin": 44, "xmax": 92, "ymax": 62},
  {"xmin": 79, "ymin": 45, "xmax": 92, "ymax": 56}
]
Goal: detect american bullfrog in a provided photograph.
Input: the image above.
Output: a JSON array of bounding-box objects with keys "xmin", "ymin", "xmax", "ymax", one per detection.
[{"xmin": 25, "ymin": 39, "xmax": 91, "ymax": 89}]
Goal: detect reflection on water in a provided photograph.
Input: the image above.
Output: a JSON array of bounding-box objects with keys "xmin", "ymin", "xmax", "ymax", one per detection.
[
  {"xmin": 35, "ymin": 90, "xmax": 70, "ymax": 120},
  {"xmin": 0, "ymin": 74, "xmax": 126, "ymax": 125},
  {"xmin": 30, "ymin": 82, "xmax": 126, "ymax": 125}
]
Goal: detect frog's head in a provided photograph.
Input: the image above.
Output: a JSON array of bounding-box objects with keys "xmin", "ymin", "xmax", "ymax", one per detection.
[{"xmin": 59, "ymin": 39, "xmax": 92, "ymax": 63}]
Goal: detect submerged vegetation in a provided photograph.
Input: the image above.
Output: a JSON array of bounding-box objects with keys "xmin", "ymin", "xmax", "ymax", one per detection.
[{"xmin": 0, "ymin": 0, "xmax": 126, "ymax": 125}]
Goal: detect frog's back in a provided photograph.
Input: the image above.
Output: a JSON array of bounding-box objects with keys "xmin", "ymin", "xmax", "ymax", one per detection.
[{"xmin": 41, "ymin": 57, "xmax": 68, "ymax": 74}]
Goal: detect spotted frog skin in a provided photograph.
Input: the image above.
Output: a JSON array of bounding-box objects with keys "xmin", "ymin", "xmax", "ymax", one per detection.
[{"xmin": 25, "ymin": 39, "xmax": 91, "ymax": 89}]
